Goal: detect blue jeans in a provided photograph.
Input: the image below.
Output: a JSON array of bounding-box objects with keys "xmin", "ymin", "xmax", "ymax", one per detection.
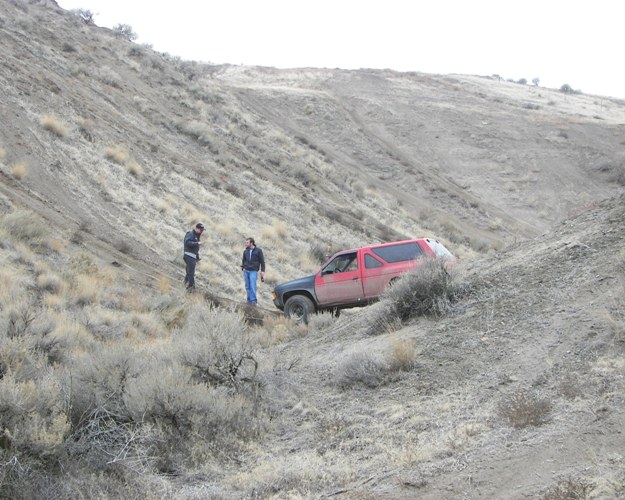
[{"xmin": 243, "ymin": 270, "xmax": 258, "ymax": 303}]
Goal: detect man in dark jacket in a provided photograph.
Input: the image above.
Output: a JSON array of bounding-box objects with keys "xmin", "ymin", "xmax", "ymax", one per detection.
[
  {"xmin": 241, "ymin": 237, "xmax": 265, "ymax": 304},
  {"xmin": 183, "ymin": 223, "xmax": 204, "ymax": 291}
]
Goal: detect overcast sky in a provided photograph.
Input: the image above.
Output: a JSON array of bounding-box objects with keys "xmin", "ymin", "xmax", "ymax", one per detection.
[{"xmin": 57, "ymin": 0, "xmax": 623, "ymax": 99}]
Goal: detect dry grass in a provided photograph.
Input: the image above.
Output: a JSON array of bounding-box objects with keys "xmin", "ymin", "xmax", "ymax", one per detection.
[
  {"xmin": 333, "ymin": 349, "xmax": 388, "ymax": 388},
  {"xmin": 36, "ymin": 271, "xmax": 65, "ymax": 294},
  {"xmin": 95, "ymin": 65, "xmax": 122, "ymax": 88},
  {"xmin": 10, "ymin": 161, "xmax": 27, "ymax": 179},
  {"xmin": 387, "ymin": 334, "xmax": 418, "ymax": 371},
  {"xmin": 498, "ymin": 389, "xmax": 552, "ymax": 428},
  {"xmin": 40, "ymin": 114, "xmax": 68, "ymax": 137},
  {"xmin": 70, "ymin": 274, "xmax": 102, "ymax": 306},
  {"xmin": 126, "ymin": 159, "xmax": 144, "ymax": 177},
  {"xmin": 157, "ymin": 274, "xmax": 172, "ymax": 293},
  {"xmin": 178, "ymin": 119, "xmax": 217, "ymax": 145},
  {"xmin": 541, "ymin": 477, "xmax": 593, "ymax": 499},
  {"xmin": 104, "ymin": 144, "xmax": 130, "ymax": 165},
  {"xmin": 0, "ymin": 212, "xmax": 280, "ymax": 495},
  {"xmin": 214, "ymin": 222, "xmax": 237, "ymax": 243},
  {"xmin": 76, "ymin": 116, "xmax": 93, "ymax": 131},
  {"xmin": 1, "ymin": 209, "xmax": 48, "ymax": 242},
  {"xmin": 447, "ymin": 422, "xmax": 488, "ymax": 451},
  {"xmin": 260, "ymin": 219, "xmax": 288, "ymax": 243},
  {"xmin": 155, "ymin": 198, "xmax": 169, "ymax": 213}
]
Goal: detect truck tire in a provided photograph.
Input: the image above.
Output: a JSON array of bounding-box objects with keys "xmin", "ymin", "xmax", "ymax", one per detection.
[{"xmin": 284, "ymin": 295, "xmax": 314, "ymax": 324}]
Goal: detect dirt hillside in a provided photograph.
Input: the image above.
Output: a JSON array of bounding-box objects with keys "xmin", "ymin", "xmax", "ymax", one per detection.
[
  {"xmin": 259, "ymin": 194, "xmax": 624, "ymax": 498},
  {"xmin": 0, "ymin": 0, "xmax": 624, "ymax": 498}
]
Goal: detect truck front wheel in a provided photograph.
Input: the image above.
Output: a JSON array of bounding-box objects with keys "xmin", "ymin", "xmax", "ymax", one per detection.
[{"xmin": 284, "ymin": 295, "xmax": 315, "ymax": 324}]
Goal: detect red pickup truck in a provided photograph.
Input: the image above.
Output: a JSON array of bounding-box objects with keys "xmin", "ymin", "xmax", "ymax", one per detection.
[{"xmin": 272, "ymin": 238, "xmax": 453, "ymax": 323}]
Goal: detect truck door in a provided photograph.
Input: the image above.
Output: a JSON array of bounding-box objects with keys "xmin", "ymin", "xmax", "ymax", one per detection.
[
  {"xmin": 362, "ymin": 252, "xmax": 388, "ymax": 298},
  {"xmin": 314, "ymin": 251, "xmax": 365, "ymax": 306}
]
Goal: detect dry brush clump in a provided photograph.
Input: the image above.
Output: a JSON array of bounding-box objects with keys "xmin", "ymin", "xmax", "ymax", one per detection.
[
  {"xmin": 176, "ymin": 302, "xmax": 262, "ymax": 396},
  {"xmin": 332, "ymin": 336, "xmax": 417, "ymax": 389},
  {"xmin": 1, "ymin": 210, "xmax": 49, "ymax": 244},
  {"xmin": 104, "ymin": 145, "xmax": 130, "ymax": 165},
  {"xmin": 40, "ymin": 114, "xmax": 68, "ymax": 137},
  {"xmin": 368, "ymin": 258, "xmax": 461, "ymax": 334},
  {"xmin": 498, "ymin": 389, "xmax": 552, "ymax": 428},
  {"xmin": 540, "ymin": 476, "xmax": 593, "ymax": 499},
  {"xmin": 333, "ymin": 350, "xmax": 389, "ymax": 389},
  {"xmin": 0, "ymin": 215, "xmax": 276, "ymax": 497}
]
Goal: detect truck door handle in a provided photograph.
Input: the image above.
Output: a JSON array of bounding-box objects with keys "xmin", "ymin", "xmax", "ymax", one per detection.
[{"xmin": 352, "ymin": 277, "xmax": 359, "ymax": 281}]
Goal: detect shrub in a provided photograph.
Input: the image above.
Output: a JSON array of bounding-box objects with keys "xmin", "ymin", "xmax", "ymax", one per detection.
[
  {"xmin": 40, "ymin": 114, "xmax": 68, "ymax": 137},
  {"xmin": 1, "ymin": 210, "xmax": 48, "ymax": 242},
  {"xmin": 541, "ymin": 477, "xmax": 592, "ymax": 499},
  {"xmin": 178, "ymin": 120, "xmax": 216, "ymax": 145},
  {"xmin": 96, "ymin": 66, "xmax": 122, "ymax": 88},
  {"xmin": 10, "ymin": 162, "xmax": 27, "ymax": 180},
  {"xmin": 77, "ymin": 117, "xmax": 95, "ymax": 142},
  {"xmin": 122, "ymin": 356, "xmax": 263, "ymax": 471},
  {"xmin": 177, "ymin": 304, "xmax": 258, "ymax": 392},
  {"xmin": 113, "ymin": 24, "xmax": 138, "ymax": 42},
  {"xmin": 70, "ymin": 274, "xmax": 101, "ymax": 306},
  {"xmin": 260, "ymin": 220, "xmax": 288, "ymax": 242},
  {"xmin": 62, "ymin": 42, "xmax": 77, "ymax": 53},
  {"xmin": 0, "ymin": 371, "xmax": 70, "ymax": 482},
  {"xmin": 368, "ymin": 258, "xmax": 459, "ymax": 334},
  {"xmin": 498, "ymin": 389, "xmax": 552, "ymax": 428},
  {"xmin": 333, "ymin": 351, "xmax": 388, "ymax": 389},
  {"xmin": 71, "ymin": 8, "xmax": 95, "ymax": 25},
  {"xmin": 126, "ymin": 160, "xmax": 143, "ymax": 177},
  {"xmin": 387, "ymin": 335, "xmax": 417, "ymax": 371},
  {"xmin": 36, "ymin": 272, "xmax": 64, "ymax": 294},
  {"xmin": 560, "ymin": 84, "xmax": 575, "ymax": 94},
  {"xmin": 293, "ymin": 167, "xmax": 315, "ymax": 187},
  {"xmin": 63, "ymin": 343, "xmax": 161, "ymax": 473},
  {"xmin": 309, "ymin": 243, "xmax": 331, "ymax": 264},
  {"xmin": 104, "ymin": 145, "xmax": 130, "ymax": 165}
]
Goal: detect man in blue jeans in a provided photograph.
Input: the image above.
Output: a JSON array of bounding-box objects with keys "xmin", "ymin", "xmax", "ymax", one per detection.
[{"xmin": 241, "ymin": 237, "xmax": 265, "ymax": 304}]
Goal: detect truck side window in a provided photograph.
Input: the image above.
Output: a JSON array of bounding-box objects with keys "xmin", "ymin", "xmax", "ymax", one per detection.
[
  {"xmin": 365, "ymin": 254, "xmax": 383, "ymax": 268},
  {"xmin": 344, "ymin": 257, "xmax": 358, "ymax": 272},
  {"xmin": 372, "ymin": 242, "xmax": 424, "ymax": 263}
]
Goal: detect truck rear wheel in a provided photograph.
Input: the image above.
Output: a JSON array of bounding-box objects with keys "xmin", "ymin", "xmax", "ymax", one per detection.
[{"xmin": 284, "ymin": 295, "xmax": 314, "ymax": 324}]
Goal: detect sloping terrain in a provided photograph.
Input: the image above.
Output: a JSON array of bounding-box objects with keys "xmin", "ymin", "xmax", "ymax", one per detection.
[
  {"xmin": 0, "ymin": 1, "xmax": 624, "ymax": 498},
  {"xmin": 2, "ymin": 0, "xmax": 625, "ymax": 301},
  {"xmin": 280, "ymin": 195, "xmax": 625, "ymax": 498}
]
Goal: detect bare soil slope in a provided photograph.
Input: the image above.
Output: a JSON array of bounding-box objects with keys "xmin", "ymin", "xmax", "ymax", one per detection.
[
  {"xmin": 1, "ymin": 1, "xmax": 625, "ymax": 302},
  {"xmin": 241, "ymin": 194, "xmax": 624, "ymax": 498}
]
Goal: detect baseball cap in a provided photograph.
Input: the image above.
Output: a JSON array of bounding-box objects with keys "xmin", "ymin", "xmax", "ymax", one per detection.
[{"xmin": 196, "ymin": 223, "xmax": 205, "ymax": 230}]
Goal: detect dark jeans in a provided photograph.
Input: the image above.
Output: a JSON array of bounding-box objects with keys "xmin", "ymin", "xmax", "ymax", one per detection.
[{"xmin": 184, "ymin": 255, "xmax": 197, "ymax": 289}]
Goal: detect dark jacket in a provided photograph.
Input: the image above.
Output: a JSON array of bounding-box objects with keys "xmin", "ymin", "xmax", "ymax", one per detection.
[
  {"xmin": 241, "ymin": 246, "xmax": 265, "ymax": 272},
  {"xmin": 184, "ymin": 230, "xmax": 201, "ymax": 259}
]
